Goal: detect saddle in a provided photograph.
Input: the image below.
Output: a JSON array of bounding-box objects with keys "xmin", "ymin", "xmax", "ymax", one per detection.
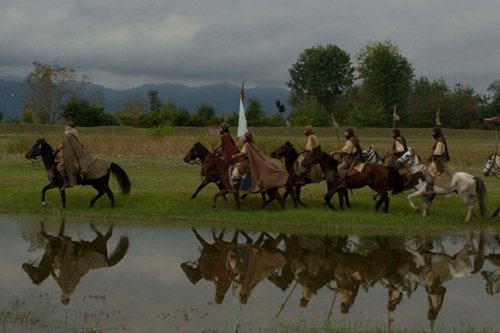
[
  {"xmin": 346, "ymin": 162, "xmax": 365, "ymax": 177},
  {"xmin": 433, "ymin": 170, "xmax": 453, "ymax": 188}
]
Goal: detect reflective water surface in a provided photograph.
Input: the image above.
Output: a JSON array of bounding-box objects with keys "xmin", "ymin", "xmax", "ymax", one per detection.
[{"xmin": 1, "ymin": 216, "xmax": 499, "ymax": 332}]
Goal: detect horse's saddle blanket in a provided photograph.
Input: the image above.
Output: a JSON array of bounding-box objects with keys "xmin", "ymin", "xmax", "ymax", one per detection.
[
  {"xmin": 434, "ymin": 170, "xmax": 453, "ymax": 188},
  {"xmin": 346, "ymin": 162, "xmax": 365, "ymax": 177}
]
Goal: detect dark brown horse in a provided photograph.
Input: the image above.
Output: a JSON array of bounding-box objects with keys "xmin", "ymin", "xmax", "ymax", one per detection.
[
  {"xmin": 201, "ymin": 153, "xmax": 298, "ymax": 209},
  {"xmin": 183, "ymin": 142, "xmax": 227, "ymax": 199},
  {"xmin": 303, "ymin": 146, "xmax": 404, "ymax": 212},
  {"xmin": 271, "ymin": 142, "xmax": 350, "ymax": 209},
  {"xmin": 25, "ymin": 139, "xmax": 130, "ymax": 208}
]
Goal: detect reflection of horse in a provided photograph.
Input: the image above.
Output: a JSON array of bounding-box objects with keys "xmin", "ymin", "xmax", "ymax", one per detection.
[
  {"xmin": 271, "ymin": 142, "xmax": 350, "ymax": 209},
  {"xmin": 184, "ymin": 142, "xmax": 227, "ymax": 199},
  {"xmin": 407, "ymin": 236, "xmax": 483, "ymax": 322},
  {"xmin": 25, "ymin": 139, "xmax": 131, "ymax": 208},
  {"xmin": 22, "ymin": 221, "xmax": 129, "ymax": 304},
  {"xmin": 482, "ymin": 153, "xmax": 500, "ymax": 218},
  {"xmin": 303, "ymin": 146, "xmax": 404, "ymax": 212},
  {"xmin": 201, "ymin": 153, "xmax": 298, "ymax": 209},
  {"xmin": 395, "ymin": 149, "xmax": 487, "ymax": 222}
]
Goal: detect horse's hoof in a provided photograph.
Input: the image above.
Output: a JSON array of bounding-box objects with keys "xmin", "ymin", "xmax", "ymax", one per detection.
[{"xmin": 42, "ymin": 201, "xmax": 47, "ymax": 206}]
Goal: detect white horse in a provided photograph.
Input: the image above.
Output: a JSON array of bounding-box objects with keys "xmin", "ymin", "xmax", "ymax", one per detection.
[
  {"xmin": 361, "ymin": 144, "xmax": 386, "ymax": 164},
  {"xmin": 482, "ymin": 153, "xmax": 500, "ymax": 218},
  {"xmin": 395, "ymin": 149, "xmax": 487, "ymax": 222}
]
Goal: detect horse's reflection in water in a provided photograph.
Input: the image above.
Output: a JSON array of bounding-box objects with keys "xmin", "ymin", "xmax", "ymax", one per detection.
[
  {"xmin": 181, "ymin": 229, "xmax": 286, "ymax": 304},
  {"xmin": 22, "ymin": 220, "xmax": 129, "ymax": 305},
  {"xmin": 481, "ymin": 232, "xmax": 500, "ymax": 296}
]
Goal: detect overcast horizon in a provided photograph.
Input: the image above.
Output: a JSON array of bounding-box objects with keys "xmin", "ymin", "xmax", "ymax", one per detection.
[{"xmin": 1, "ymin": 0, "xmax": 499, "ymax": 93}]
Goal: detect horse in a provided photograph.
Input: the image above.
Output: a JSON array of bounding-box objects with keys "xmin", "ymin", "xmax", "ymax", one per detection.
[
  {"xmin": 25, "ymin": 139, "xmax": 130, "ymax": 208},
  {"xmin": 482, "ymin": 153, "xmax": 500, "ymax": 218},
  {"xmin": 271, "ymin": 142, "xmax": 350, "ymax": 209},
  {"xmin": 22, "ymin": 220, "xmax": 129, "ymax": 304},
  {"xmin": 201, "ymin": 152, "xmax": 298, "ymax": 210},
  {"xmin": 395, "ymin": 149, "xmax": 487, "ymax": 222},
  {"xmin": 362, "ymin": 144, "xmax": 415, "ymax": 190},
  {"xmin": 183, "ymin": 142, "xmax": 228, "ymax": 199},
  {"xmin": 302, "ymin": 146, "xmax": 404, "ymax": 212}
]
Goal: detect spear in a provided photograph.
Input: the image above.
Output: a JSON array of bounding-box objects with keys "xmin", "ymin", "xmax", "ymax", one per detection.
[
  {"xmin": 275, "ymin": 280, "xmax": 298, "ymax": 318},
  {"xmin": 325, "ymin": 291, "xmax": 337, "ymax": 323},
  {"xmin": 331, "ymin": 114, "xmax": 341, "ymax": 147},
  {"xmin": 393, "ymin": 105, "xmax": 400, "ymax": 129}
]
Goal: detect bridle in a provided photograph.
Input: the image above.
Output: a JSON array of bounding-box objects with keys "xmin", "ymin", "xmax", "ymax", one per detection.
[{"xmin": 484, "ymin": 153, "xmax": 500, "ymax": 177}]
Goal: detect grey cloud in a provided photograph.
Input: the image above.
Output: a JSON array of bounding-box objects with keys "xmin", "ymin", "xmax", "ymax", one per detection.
[{"xmin": 0, "ymin": 0, "xmax": 499, "ymax": 91}]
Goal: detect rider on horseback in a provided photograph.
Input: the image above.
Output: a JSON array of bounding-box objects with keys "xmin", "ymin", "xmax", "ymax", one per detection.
[
  {"xmin": 331, "ymin": 128, "xmax": 362, "ymax": 189},
  {"xmin": 389, "ymin": 128, "xmax": 408, "ymax": 167},
  {"xmin": 424, "ymin": 127, "xmax": 450, "ymax": 196},
  {"xmin": 55, "ymin": 120, "xmax": 78, "ymax": 191},
  {"xmin": 300, "ymin": 125, "xmax": 321, "ymax": 184},
  {"xmin": 214, "ymin": 124, "xmax": 246, "ymax": 187}
]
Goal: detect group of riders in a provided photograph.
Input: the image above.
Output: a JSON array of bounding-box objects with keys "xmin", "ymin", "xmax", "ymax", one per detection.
[{"xmin": 213, "ymin": 122, "xmax": 450, "ymax": 198}]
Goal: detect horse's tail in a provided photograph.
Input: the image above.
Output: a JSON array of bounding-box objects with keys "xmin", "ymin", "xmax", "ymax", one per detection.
[
  {"xmin": 110, "ymin": 162, "xmax": 131, "ymax": 195},
  {"xmin": 107, "ymin": 236, "xmax": 130, "ymax": 267},
  {"xmin": 474, "ymin": 177, "xmax": 487, "ymax": 217},
  {"xmin": 387, "ymin": 166, "xmax": 405, "ymax": 194}
]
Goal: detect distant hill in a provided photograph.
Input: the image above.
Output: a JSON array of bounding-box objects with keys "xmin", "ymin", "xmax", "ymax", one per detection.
[{"xmin": 0, "ymin": 79, "xmax": 290, "ymax": 121}]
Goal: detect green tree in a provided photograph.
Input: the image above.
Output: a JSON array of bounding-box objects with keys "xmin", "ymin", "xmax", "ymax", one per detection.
[
  {"xmin": 190, "ymin": 103, "xmax": 217, "ymax": 126},
  {"xmin": 407, "ymin": 77, "xmax": 448, "ymax": 127},
  {"xmin": 446, "ymin": 84, "xmax": 481, "ymax": 128},
  {"xmin": 62, "ymin": 96, "xmax": 118, "ymax": 127},
  {"xmin": 148, "ymin": 90, "xmax": 162, "ymax": 113},
  {"xmin": 143, "ymin": 101, "xmax": 191, "ymax": 127},
  {"xmin": 482, "ymin": 80, "xmax": 500, "ymax": 122},
  {"xmin": 0, "ymin": 112, "xmax": 3, "ymax": 123},
  {"xmin": 289, "ymin": 98, "xmax": 330, "ymax": 127},
  {"xmin": 288, "ymin": 44, "xmax": 354, "ymax": 114},
  {"xmin": 24, "ymin": 61, "xmax": 87, "ymax": 124},
  {"xmin": 116, "ymin": 93, "xmax": 146, "ymax": 127},
  {"xmin": 356, "ymin": 40, "xmax": 414, "ymax": 125},
  {"xmin": 246, "ymin": 98, "xmax": 266, "ymax": 126}
]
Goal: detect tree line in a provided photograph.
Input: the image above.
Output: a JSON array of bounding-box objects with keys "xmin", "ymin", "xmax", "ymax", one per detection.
[{"xmin": 14, "ymin": 41, "xmax": 500, "ymax": 129}]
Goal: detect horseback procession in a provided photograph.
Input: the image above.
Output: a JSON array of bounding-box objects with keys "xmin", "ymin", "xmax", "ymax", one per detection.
[{"xmin": 24, "ymin": 96, "xmax": 497, "ymax": 222}]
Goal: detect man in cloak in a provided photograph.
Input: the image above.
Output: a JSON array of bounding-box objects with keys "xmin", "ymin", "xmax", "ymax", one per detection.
[
  {"xmin": 56, "ymin": 120, "xmax": 110, "ymax": 190},
  {"xmin": 232, "ymin": 132, "xmax": 288, "ymax": 193}
]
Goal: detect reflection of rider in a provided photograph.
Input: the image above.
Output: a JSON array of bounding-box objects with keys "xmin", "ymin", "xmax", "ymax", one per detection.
[
  {"xmin": 389, "ymin": 128, "xmax": 408, "ymax": 167},
  {"xmin": 332, "ymin": 128, "xmax": 362, "ymax": 188},
  {"xmin": 424, "ymin": 127, "xmax": 450, "ymax": 196}
]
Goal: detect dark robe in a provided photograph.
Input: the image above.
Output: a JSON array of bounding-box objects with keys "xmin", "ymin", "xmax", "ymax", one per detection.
[{"xmin": 218, "ymin": 133, "xmax": 242, "ymax": 164}]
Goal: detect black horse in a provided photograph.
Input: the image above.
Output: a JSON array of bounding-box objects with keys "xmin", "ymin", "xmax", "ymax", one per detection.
[
  {"xmin": 25, "ymin": 138, "xmax": 131, "ymax": 208},
  {"xmin": 271, "ymin": 142, "xmax": 351, "ymax": 209}
]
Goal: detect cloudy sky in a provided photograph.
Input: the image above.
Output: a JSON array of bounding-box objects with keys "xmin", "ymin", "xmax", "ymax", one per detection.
[{"xmin": 1, "ymin": 0, "xmax": 499, "ymax": 92}]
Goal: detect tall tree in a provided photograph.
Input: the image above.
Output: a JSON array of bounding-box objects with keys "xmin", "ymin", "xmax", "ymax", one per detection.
[
  {"xmin": 116, "ymin": 93, "xmax": 146, "ymax": 127},
  {"xmin": 24, "ymin": 61, "xmax": 87, "ymax": 124},
  {"xmin": 62, "ymin": 96, "xmax": 118, "ymax": 127},
  {"xmin": 446, "ymin": 84, "xmax": 481, "ymax": 128},
  {"xmin": 407, "ymin": 77, "xmax": 448, "ymax": 127},
  {"xmin": 288, "ymin": 44, "xmax": 354, "ymax": 114},
  {"xmin": 356, "ymin": 40, "xmax": 414, "ymax": 124},
  {"xmin": 246, "ymin": 98, "xmax": 266, "ymax": 126},
  {"xmin": 148, "ymin": 90, "xmax": 162, "ymax": 113}
]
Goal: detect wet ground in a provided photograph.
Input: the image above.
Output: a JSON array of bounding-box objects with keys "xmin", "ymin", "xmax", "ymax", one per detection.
[{"xmin": 1, "ymin": 215, "xmax": 499, "ymax": 332}]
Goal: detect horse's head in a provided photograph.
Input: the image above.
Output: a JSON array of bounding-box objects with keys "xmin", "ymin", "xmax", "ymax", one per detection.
[
  {"xmin": 361, "ymin": 144, "xmax": 375, "ymax": 162},
  {"xmin": 25, "ymin": 138, "xmax": 52, "ymax": 160},
  {"xmin": 394, "ymin": 148, "xmax": 415, "ymax": 168},
  {"xmin": 481, "ymin": 270, "xmax": 500, "ymax": 295},
  {"xmin": 180, "ymin": 262, "xmax": 202, "ymax": 285},
  {"xmin": 302, "ymin": 146, "xmax": 322, "ymax": 168},
  {"xmin": 483, "ymin": 153, "xmax": 499, "ymax": 177},
  {"xmin": 21, "ymin": 262, "xmax": 50, "ymax": 285},
  {"xmin": 270, "ymin": 141, "xmax": 297, "ymax": 160},
  {"xmin": 184, "ymin": 142, "xmax": 207, "ymax": 163}
]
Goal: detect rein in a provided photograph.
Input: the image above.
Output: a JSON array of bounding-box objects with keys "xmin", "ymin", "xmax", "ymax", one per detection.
[{"xmin": 486, "ymin": 154, "xmax": 500, "ymax": 178}]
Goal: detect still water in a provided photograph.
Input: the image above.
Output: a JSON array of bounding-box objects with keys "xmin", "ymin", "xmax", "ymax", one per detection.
[{"xmin": 0, "ymin": 216, "xmax": 499, "ymax": 333}]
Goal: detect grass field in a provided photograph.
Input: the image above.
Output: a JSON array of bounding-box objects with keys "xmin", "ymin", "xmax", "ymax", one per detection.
[{"xmin": 1, "ymin": 123, "xmax": 499, "ymax": 234}]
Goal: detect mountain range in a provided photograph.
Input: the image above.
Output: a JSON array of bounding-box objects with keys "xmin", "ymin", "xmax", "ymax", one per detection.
[{"xmin": 0, "ymin": 79, "xmax": 291, "ymax": 121}]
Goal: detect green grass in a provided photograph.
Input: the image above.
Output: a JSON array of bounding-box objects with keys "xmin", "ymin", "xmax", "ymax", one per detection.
[{"xmin": 0, "ymin": 124, "xmax": 499, "ymax": 234}]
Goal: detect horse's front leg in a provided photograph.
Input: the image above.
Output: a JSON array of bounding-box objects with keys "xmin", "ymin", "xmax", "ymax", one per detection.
[
  {"xmin": 492, "ymin": 206, "xmax": 500, "ymax": 218},
  {"xmin": 41, "ymin": 183, "xmax": 58, "ymax": 206},
  {"xmin": 407, "ymin": 190, "xmax": 423, "ymax": 211},
  {"xmin": 191, "ymin": 177, "xmax": 211, "ymax": 199},
  {"xmin": 324, "ymin": 189, "xmax": 336, "ymax": 211}
]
